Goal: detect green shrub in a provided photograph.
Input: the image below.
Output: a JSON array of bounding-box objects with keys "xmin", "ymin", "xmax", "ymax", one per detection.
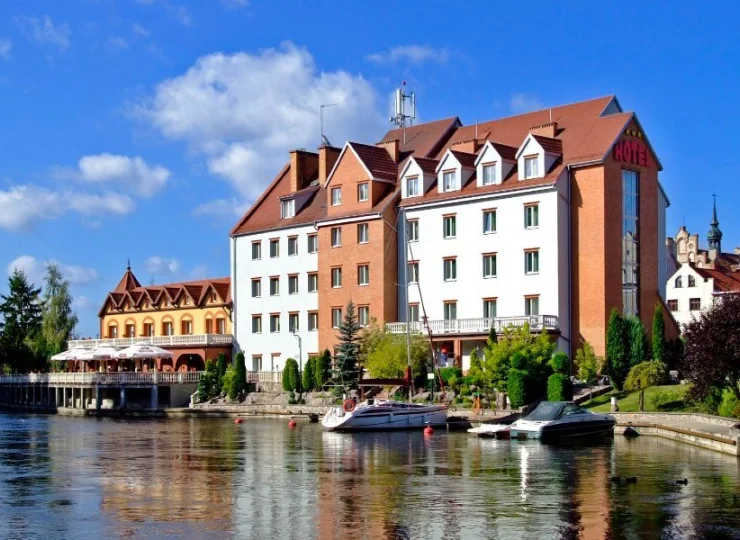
[
  {"xmin": 547, "ymin": 373, "xmax": 573, "ymax": 401},
  {"xmin": 624, "ymin": 361, "xmax": 665, "ymax": 391},
  {"xmin": 216, "ymin": 353, "xmax": 227, "ymax": 389},
  {"xmin": 197, "ymin": 371, "xmax": 216, "ymax": 402},
  {"xmin": 448, "ymin": 374, "xmax": 459, "ymax": 390},
  {"xmin": 460, "ymin": 385, "xmax": 471, "ymax": 397},
  {"xmin": 718, "ymin": 389, "xmax": 740, "ymax": 419},
  {"xmin": 651, "ymin": 390, "xmax": 681, "ymax": 410},
  {"xmin": 302, "ymin": 356, "xmax": 316, "ymax": 392},
  {"xmin": 549, "ymin": 352, "xmax": 569, "ymax": 374},
  {"xmin": 222, "ymin": 365, "xmax": 239, "ymax": 400},
  {"xmin": 314, "ymin": 349, "xmax": 331, "ymax": 390},
  {"xmin": 282, "ymin": 358, "xmax": 300, "ymax": 392},
  {"xmin": 507, "ymin": 368, "xmax": 528, "ymax": 408},
  {"xmin": 234, "ymin": 352, "xmax": 246, "ymax": 396},
  {"xmin": 438, "ymin": 367, "xmax": 463, "ymax": 384},
  {"xmin": 288, "ymin": 390, "xmax": 297, "ymax": 405}
]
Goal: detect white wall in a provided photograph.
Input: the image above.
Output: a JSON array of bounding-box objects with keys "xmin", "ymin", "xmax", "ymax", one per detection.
[
  {"xmin": 665, "ymin": 263, "xmax": 714, "ymax": 329},
  {"xmin": 475, "ymin": 142, "xmax": 514, "ymax": 186},
  {"xmin": 232, "ymin": 224, "xmax": 319, "ymax": 371},
  {"xmin": 400, "ymin": 160, "xmax": 434, "ymax": 199}
]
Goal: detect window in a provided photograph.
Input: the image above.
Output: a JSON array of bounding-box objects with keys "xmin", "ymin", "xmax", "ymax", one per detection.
[
  {"xmin": 205, "ymin": 319, "xmax": 213, "ymax": 334},
  {"xmin": 331, "ymin": 308, "xmax": 342, "ymax": 328},
  {"xmin": 288, "ymin": 236, "xmax": 298, "ymax": 256},
  {"xmin": 443, "ymin": 215, "xmax": 456, "ymax": 238},
  {"xmin": 216, "ymin": 318, "xmax": 225, "ymax": 334},
  {"xmin": 162, "ymin": 322, "xmax": 173, "ymax": 336},
  {"xmin": 483, "ymin": 210, "xmax": 497, "ymax": 234},
  {"xmin": 331, "ymin": 267, "xmax": 342, "ymax": 288},
  {"xmin": 270, "ymin": 277, "xmax": 280, "ymax": 296},
  {"xmin": 143, "ymin": 323, "xmax": 154, "ymax": 337},
  {"xmin": 622, "ymin": 170, "xmax": 640, "ymax": 316},
  {"xmin": 443, "ymin": 258, "xmax": 457, "ymax": 281},
  {"xmin": 183, "ymin": 296, "xmax": 190, "ymax": 305},
  {"xmin": 668, "ymin": 299, "xmax": 678, "ymax": 312},
  {"xmin": 358, "ymin": 183, "xmax": 369, "ymax": 202},
  {"xmin": 442, "ymin": 170, "xmax": 456, "ymax": 192},
  {"xmin": 308, "ymin": 312, "xmax": 318, "ymax": 331},
  {"xmin": 251, "ymin": 278, "xmax": 261, "ymax": 298},
  {"xmin": 525, "ymin": 250, "xmax": 540, "ymax": 275},
  {"xmin": 690, "ymin": 298, "xmax": 701, "ymax": 311},
  {"xmin": 357, "ymin": 223, "xmax": 369, "ymax": 244},
  {"xmin": 408, "ymin": 304, "xmax": 419, "ymax": 322},
  {"xmin": 289, "ymin": 313, "xmax": 299, "ymax": 332},
  {"xmin": 444, "ymin": 301, "xmax": 457, "ymax": 320},
  {"xmin": 126, "ymin": 323, "xmax": 135, "ymax": 338},
  {"xmin": 406, "ymin": 176, "xmax": 419, "ymax": 197},
  {"xmin": 525, "ymin": 296, "xmax": 540, "ymax": 316},
  {"xmin": 288, "ymin": 274, "xmax": 299, "ymax": 295},
  {"xmin": 252, "ymin": 315, "xmax": 262, "ymax": 334},
  {"xmin": 331, "ymin": 187, "xmax": 342, "ymax": 206},
  {"xmin": 407, "ymin": 220, "xmax": 419, "ymax": 242},
  {"xmin": 482, "ymin": 163, "xmax": 495, "ymax": 185},
  {"xmin": 308, "ymin": 273, "xmax": 318, "ymax": 293},
  {"xmin": 408, "ymin": 261, "xmax": 419, "ymax": 284},
  {"xmin": 181, "ymin": 320, "xmax": 192, "ymax": 335},
  {"xmin": 270, "ymin": 314, "xmax": 281, "ymax": 333},
  {"xmin": 210, "ymin": 292, "xmax": 218, "ymax": 303},
  {"xmin": 524, "ymin": 156, "xmax": 539, "ymax": 179},
  {"xmin": 331, "ymin": 227, "xmax": 342, "ymax": 247},
  {"xmin": 483, "ymin": 254, "xmax": 497, "ymax": 278},
  {"xmin": 524, "ymin": 204, "xmax": 539, "ymax": 229},
  {"xmin": 251, "ymin": 241, "xmax": 261, "ymax": 260},
  {"xmin": 281, "ymin": 199, "xmax": 295, "ymax": 219},
  {"xmin": 358, "ymin": 306, "xmax": 370, "ymax": 327},
  {"xmin": 483, "ymin": 299, "xmax": 497, "ymax": 318},
  {"xmin": 250, "ymin": 355, "xmax": 262, "ymax": 371},
  {"xmin": 307, "ymin": 234, "xmax": 318, "ymax": 254},
  {"xmin": 688, "ymin": 275, "xmax": 696, "ymax": 287},
  {"xmin": 269, "ymin": 239, "xmax": 279, "ymax": 258},
  {"xmin": 674, "ymin": 276, "xmax": 683, "ymax": 288},
  {"xmin": 358, "ymin": 264, "xmax": 369, "ymax": 286}
]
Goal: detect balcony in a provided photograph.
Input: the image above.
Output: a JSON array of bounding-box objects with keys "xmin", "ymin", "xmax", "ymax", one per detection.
[
  {"xmin": 68, "ymin": 334, "xmax": 234, "ymax": 349},
  {"xmin": 0, "ymin": 371, "xmax": 202, "ymax": 386},
  {"xmin": 385, "ymin": 315, "xmax": 559, "ymax": 336},
  {"xmin": 247, "ymin": 371, "xmax": 283, "ymax": 384}
]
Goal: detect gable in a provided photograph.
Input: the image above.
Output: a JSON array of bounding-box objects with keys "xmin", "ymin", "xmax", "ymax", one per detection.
[{"xmin": 609, "ymin": 117, "xmax": 661, "ymax": 170}]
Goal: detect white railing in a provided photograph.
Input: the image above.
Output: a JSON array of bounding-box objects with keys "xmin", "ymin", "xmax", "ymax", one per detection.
[
  {"xmin": 247, "ymin": 371, "xmax": 283, "ymax": 384},
  {"xmin": 68, "ymin": 334, "xmax": 233, "ymax": 349},
  {"xmin": 386, "ymin": 315, "xmax": 559, "ymax": 336},
  {"xmin": 0, "ymin": 371, "xmax": 203, "ymax": 386}
]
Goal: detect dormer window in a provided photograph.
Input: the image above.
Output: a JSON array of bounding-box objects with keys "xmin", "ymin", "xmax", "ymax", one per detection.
[
  {"xmin": 331, "ymin": 187, "xmax": 342, "ymax": 206},
  {"xmin": 442, "ymin": 170, "xmax": 456, "ymax": 192},
  {"xmin": 524, "ymin": 156, "xmax": 539, "ymax": 179},
  {"xmin": 281, "ymin": 199, "xmax": 295, "ymax": 219},
  {"xmin": 482, "ymin": 163, "xmax": 495, "ymax": 186},
  {"xmin": 406, "ymin": 176, "xmax": 420, "ymax": 197},
  {"xmin": 357, "ymin": 183, "xmax": 369, "ymax": 202}
]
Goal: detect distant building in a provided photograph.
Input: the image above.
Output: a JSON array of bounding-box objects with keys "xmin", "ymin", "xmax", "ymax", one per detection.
[{"xmin": 665, "ymin": 200, "xmax": 740, "ymax": 328}]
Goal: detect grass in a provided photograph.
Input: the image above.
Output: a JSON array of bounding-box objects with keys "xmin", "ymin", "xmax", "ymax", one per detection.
[{"xmin": 582, "ymin": 384, "xmax": 695, "ymax": 413}]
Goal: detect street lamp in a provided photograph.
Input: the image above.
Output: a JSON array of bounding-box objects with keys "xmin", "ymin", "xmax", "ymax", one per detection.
[{"xmin": 292, "ymin": 327, "xmax": 302, "ymax": 399}]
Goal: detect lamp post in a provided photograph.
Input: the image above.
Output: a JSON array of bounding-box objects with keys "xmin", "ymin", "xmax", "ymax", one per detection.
[{"xmin": 292, "ymin": 327, "xmax": 302, "ymax": 400}]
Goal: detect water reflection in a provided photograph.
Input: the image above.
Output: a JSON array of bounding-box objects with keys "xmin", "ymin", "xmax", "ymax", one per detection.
[{"xmin": 0, "ymin": 415, "xmax": 739, "ymax": 539}]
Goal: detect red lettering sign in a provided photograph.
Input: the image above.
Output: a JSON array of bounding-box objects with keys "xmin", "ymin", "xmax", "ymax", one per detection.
[{"xmin": 613, "ymin": 140, "xmax": 651, "ymax": 167}]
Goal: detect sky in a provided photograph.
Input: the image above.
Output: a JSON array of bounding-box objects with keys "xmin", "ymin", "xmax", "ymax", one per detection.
[{"xmin": 1, "ymin": 0, "xmax": 739, "ymax": 337}]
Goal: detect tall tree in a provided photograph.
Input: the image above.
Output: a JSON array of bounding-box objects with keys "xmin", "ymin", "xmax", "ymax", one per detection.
[
  {"xmin": 333, "ymin": 301, "xmax": 361, "ymax": 391},
  {"xmin": 314, "ymin": 349, "xmax": 331, "ymax": 390},
  {"xmin": 683, "ymin": 294, "xmax": 740, "ymax": 402},
  {"xmin": 626, "ymin": 316, "xmax": 648, "ymax": 367},
  {"xmin": 652, "ymin": 303, "xmax": 665, "ymax": 363},
  {"xmin": 0, "ymin": 270, "xmax": 42, "ymax": 372},
  {"xmin": 38, "ymin": 263, "xmax": 78, "ymax": 358},
  {"xmin": 606, "ymin": 308, "xmax": 628, "ymax": 390}
]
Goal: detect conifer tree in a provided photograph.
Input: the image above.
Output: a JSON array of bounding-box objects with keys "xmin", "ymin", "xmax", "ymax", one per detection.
[
  {"xmin": 333, "ymin": 301, "xmax": 361, "ymax": 390},
  {"xmin": 38, "ymin": 263, "xmax": 78, "ymax": 359},
  {"xmin": 606, "ymin": 308, "xmax": 628, "ymax": 390},
  {"xmin": 314, "ymin": 349, "xmax": 331, "ymax": 390},
  {"xmin": 652, "ymin": 303, "xmax": 665, "ymax": 363},
  {"xmin": 0, "ymin": 270, "xmax": 42, "ymax": 373}
]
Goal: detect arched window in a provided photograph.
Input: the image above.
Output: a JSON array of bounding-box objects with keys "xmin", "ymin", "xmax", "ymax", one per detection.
[
  {"xmin": 107, "ymin": 322, "xmax": 118, "ymax": 339},
  {"xmin": 674, "ymin": 276, "xmax": 683, "ymax": 288},
  {"xmin": 678, "ymin": 238, "xmax": 687, "ymax": 254},
  {"xmin": 180, "ymin": 315, "xmax": 194, "ymax": 335},
  {"xmin": 688, "ymin": 275, "xmax": 696, "ymax": 287}
]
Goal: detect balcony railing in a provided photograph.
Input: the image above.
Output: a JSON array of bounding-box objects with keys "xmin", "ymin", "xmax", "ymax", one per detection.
[
  {"xmin": 68, "ymin": 334, "xmax": 234, "ymax": 349},
  {"xmin": 247, "ymin": 371, "xmax": 283, "ymax": 384},
  {"xmin": 386, "ymin": 315, "xmax": 559, "ymax": 336},
  {"xmin": 0, "ymin": 371, "xmax": 203, "ymax": 385}
]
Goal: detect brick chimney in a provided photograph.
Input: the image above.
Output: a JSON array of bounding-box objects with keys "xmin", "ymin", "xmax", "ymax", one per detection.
[
  {"xmin": 529, "ymin": 122, "xmax": 558, "ymax": 138},
  {"xmin": 451, "ymin": 139, "xmax": 480, "ymax": 154},
  {"xmin": 289, "ymin": 150, "xmax": 319, "ymax": 192},
  {"xmin": 376, "ymin": 139, "xmax": 400, "ymax": 162},
  {"xmin": 318, "ymin": 145, "xmax": 341, "ymax": 183}
]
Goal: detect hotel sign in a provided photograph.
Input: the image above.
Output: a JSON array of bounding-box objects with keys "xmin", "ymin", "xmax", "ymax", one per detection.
[{"xmin": 613, "ymin": 139, "xmax": 650, "ymax": 167}]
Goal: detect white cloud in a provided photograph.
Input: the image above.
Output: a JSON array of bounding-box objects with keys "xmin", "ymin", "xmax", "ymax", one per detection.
[
  {"xmin": 144, "ymin": 256, "xmax": 181, "ymax": 276},
  {"xmin": 194, "ymin": 197, "xmax": 245, "ymax": 218},
  {"xmin": 366, "ymin": 45, "xmax": 449, "ymax": 65},
  {"xmin": 137, "ymin": 42, "xmax": 385, "ymax": 211},
  {"xmin": 56, "ymin": 153, "xmax": 170, "ymax": 198},
  {"xmin": 222, "ymin": 0, "xmax": 248, "ymax": 7},
  {"xmin": 7, "ymin": 255, "xmax": 99, "ymax": 287},
  {"xmin": 0, "ymin": 39, "xmax": 12, "ymax": 59},
  {"xmin": 0, "ymin": 184, "xmax": 134, "ymax": 231},
  {"xmin": 135, "ymin": 1, "xmax": 191, "ymax": 26},
  {"xmin": 71, "ymin": 295, "xmax": 95, "ymax": 312},
  {"xmin": 132, "ymin": 24, "xmax": 150, "ymax": 37},
  {"xmin": 108, "ymin": 36, "xmax": 128, "ymax": 50},
  {"xmin": 15, "ymin": 15, "xmax": 71, "ymax": 51},
  {"xmin": 510, "ymin": 93, "xmax": 544, "ymax": 114}
]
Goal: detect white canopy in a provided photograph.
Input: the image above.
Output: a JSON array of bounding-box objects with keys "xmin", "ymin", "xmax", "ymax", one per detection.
[
  {"xmin": 91, "ymin": 346, "xmax": 119, "ymax": 360},
  {"xmin": 116, "ymin": 344, "xmax": 173, "ymax": 360},
  {"xmin": 51, "ymin": 348, "xmax": 94, "ymax": 362}
]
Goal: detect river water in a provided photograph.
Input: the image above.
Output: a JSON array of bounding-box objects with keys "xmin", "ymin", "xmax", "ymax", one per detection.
[{"xmin": 0, "ymin": 414, "xmax": 738, "ymax": 540}]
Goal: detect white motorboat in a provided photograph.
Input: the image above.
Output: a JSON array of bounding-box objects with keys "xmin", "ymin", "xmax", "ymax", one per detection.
[
  {"xmin": 322, "ymin": 398, "xmax": 447, "ymax": 432},
  {"xmin": 508, "ymin": 401, "xmax": 615, "ymax": 441},
  {"xmin": 468, "ymin": 423, "xmax": 511, "ymax": 439}
]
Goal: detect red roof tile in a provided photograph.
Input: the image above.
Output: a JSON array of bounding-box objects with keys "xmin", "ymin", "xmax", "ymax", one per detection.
[
  {"xmin": 380, "ymin": 117, "xmax": 460, "ymax": 159},
  {"xmin": 349, "ymin": 142, "xmax": 398, "ymax": 182},
  {"xmin": 531, "ymin": 135, "xmax": 563, "ymax": 155},
  {"xmin": 487, "ymin": 142, "xmax": 518, "ymax": 161},
  {"xmin": 448, "ymin": 149, "xmax": 477, "ymax": 169},
  {"xmin": 413, "ymin": 157, "xmax": 439, "ymax": 175},
  {"xmin": 695, "ymin": 267, "xmax": 740, "ymax": 293}
]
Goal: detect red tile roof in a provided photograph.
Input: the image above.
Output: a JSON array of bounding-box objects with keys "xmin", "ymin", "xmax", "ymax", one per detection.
[
  {"xmin": 531, "ymin": 135, "xmax": 563, "ymax": 155},
  {"xmin": 448, "ymin": 149, "xmax": 477, "ymax": 169},
  {"xmin": 694, "ymin": 267, "xmax": 740, "ymax": 293},
  {"xmin": 486, "ymin": 142, "xmax": 518, "ymax": 161},
  {"xmin": 349, "ymin": 142, "xmax": 398, "ymax": 181},
  {"xmin": 380, "ymin": 117, "xmax": 460, "ymax": 159},
  {"xmin": 413, "ymin": 157, "xmax": 440, "ymax": 174}
]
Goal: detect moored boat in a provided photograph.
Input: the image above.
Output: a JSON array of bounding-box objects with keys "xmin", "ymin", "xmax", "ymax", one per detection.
[
  {"xmin": 321, "ymin": 398, "xmax": 447, "ymax": 431},
  {"xmin": 508, "ymin": 401, "xmax": 615, "ymax": 441}
]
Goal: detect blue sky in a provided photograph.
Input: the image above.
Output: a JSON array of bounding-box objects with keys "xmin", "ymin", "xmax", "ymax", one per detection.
[{"xmin": 1, "ymin": 0, "xmax": 738, "ymax": 337}]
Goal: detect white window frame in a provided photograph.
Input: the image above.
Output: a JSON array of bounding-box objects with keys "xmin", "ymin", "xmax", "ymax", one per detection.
[
  {"xmin": 251, "ymin": 315, "xmax": 262, "ymax": 334},
  {"xmin": 307, "ymin": 234, "xmax": 318, "ymax": 254},
  {"xmin": 408, "ymin": 262, "xmax": 419, "ymax": 284},
  {"xmin": 408, "ymin": 304, "xmax": 419, "ymax": 322},
  {"xmin": 525, "ymin": 297, "xmax": 540, "ymax": 316},
  {"xmin": 357, "ymin": 223, "xmax": 369, "ymax": 244},
  {"xmin": 289, "ymin": 313, "xmax": 299, "ymax": 332},
  {"xmin": 251, "ymin": 241, "xmax": 261, "ymax": 260},
  {"xmin": 407, "ymin": 220, "xmax": 419, "ymax": 242},
  {"xmin": 443, "ymin": 302, "xmax": 457, "ymax": 321},
  {"xmin": 331, "ymin": 187, "xmax": 342, "ymax": 206},
  {"xmin": 331, "ymin": 267, "xmax": 342, "ymax": 288},
  {"xmin": 308, "ymin": 312, "xmax": 318, "ymax": 331},
  {"xmin": 482, "ymin": 163, "xmax": 495, "ymax": 185},
  {"xmin": 287, "ymin": 236, "xmax": 298, "ymax": 256},
  {"xmin": 288, "ymin": 275, "xmax": 299, "ymax": 295},
  {"xmin": 443, "ymin": 215, "xmax": 456, "ymax": 239},
  {"xmin": 270, "ymin": 277, "xmax": 280, "ymax": 296},
  {"xmin": 524, "ymin": 204, "xmax": 539, "ymax": 229},
  {"xmin": 524, "ymin": 156, "xmax": 539, "ymax": 179},
  {"xmin": 308, "ymin": 273, "xmax": 318, "ymax": 293},
  {"xmin": 483, "ymin": 210, "xmax": 497, "ymax": 234},
  {"xmin": 443, "ymin": 258, "xmax": 457, "ymax": 282},
  {"xmin": 270, "ymin": 314, "xmax": 281, "ymax": 333},
  {"xmin": 331, "ymin": 308, "xmax": 342, "ymax": 329},
  {"xmin": 442, "ymin": 170, "xmax": 456, "ymax": 192},
  {"xmin": 281, "ymin": 199, "xmax": 295, "ymax": 219},
  {"xmin": 525, "ymin": 250, "xmax": 540, "ymax": 275},
  {"xmin": 358, "ymin": 265, "xmax": 369, "ymax": 286},
  {"xmin": 269, "ymin": 239, "xmax": 279, "ymax": 258},
  {"xmin": 483, "ymin": 254, "xmax": 497, "ymax": 278},
  {"xmin": 251, "ymin": 278, "xmax": 261, "ymax": 298},
  {"xmin": 331, "ymin": 227, "xmax": 342, "ymax": 247},
  {"xmin": 406, "ymin": 176, "xmax": 419, "ymax": 197},
  {"xmin": 358, "ymin": 306, "xmax": 369, "ymax": 327},
  {"xmin": 483, "ymin": 299, "xmax": 497, "ymax": 318},
  {"xmin": 358, "ymin": 183, "xmax": 369, "ymax": 202}
]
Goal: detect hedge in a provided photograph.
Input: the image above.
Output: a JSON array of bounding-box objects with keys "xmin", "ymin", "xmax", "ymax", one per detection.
[
  {"xmin": 507, "ymin": 368, "xmax": 528, "ymax": 408},
  {"xmin": 547, "ymin": 373, "xmax": 573, "ymax": 401}
]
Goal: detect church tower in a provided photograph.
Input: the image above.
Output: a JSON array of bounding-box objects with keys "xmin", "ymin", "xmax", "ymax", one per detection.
[{"xmin": 707, "ymin": 195, "xmax": 723, "ymax": 253}]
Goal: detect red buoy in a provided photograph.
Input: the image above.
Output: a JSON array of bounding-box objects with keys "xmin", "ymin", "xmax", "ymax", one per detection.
[
  {"xmin": 424, "ymin": 426, "xmax": 434, "ymax": 435},
  {"xmin": 234, "ymin": 418, "xmax": 243, "ymax": 424},
  {"xmin": 288, "ymin": 420, "xmax": 297, "ymax": 428}
]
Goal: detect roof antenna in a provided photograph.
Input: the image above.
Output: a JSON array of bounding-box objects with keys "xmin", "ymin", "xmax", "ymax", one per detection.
[
  {"xmin": 390, "ymin": 81, "xmax": 416, "ymax": 146},
  {"xmin": 320, "ymin": 103, "xmax": 339, "ymax": 147},
  {"xmin": 127, "ymin": 258, "xmax": 131, "ymax": 271}
]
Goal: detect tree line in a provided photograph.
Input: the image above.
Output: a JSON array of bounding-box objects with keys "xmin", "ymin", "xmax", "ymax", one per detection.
[{"xmin": 0, "ymin": 266, "xmax": 78, "ymax": 374}]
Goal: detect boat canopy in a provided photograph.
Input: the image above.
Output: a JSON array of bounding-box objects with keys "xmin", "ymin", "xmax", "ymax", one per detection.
[{"xmin": 525, "ymin": 402, "xmax": 588, "ymax": 421}]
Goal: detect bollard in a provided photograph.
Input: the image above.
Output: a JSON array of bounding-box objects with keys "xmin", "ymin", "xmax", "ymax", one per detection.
[{"xmin": 610, "ymin": 396, "xmax": 619, "ymax": 413}]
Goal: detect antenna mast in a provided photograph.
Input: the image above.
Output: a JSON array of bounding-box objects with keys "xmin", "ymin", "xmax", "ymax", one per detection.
[
  {"xmin": 389, "ymin": 82, "xmax": 416, "ymax": 143},
  {"xmin": 320, "ymin": 103, "xmax": 339, "ymax": 147}
]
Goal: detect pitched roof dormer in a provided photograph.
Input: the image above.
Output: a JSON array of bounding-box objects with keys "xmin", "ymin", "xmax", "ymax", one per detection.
[
  {"xmin": 516, "ymin": 133, "xmax": 562, "ymax": 180},
  {"xmin": 113, "ymin": 262, "xmax": 141, "ymax": 293},
  {"xmin": 474, "ymin": 141, "xmax": 517, "ymax": 187},
  {"xmin": 435, "ymin": 149, "xmax": 475, "ymax": 194},
  {"xmin": 399, "ymin": 156, "xmax": 438, "ymax": 198}
]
